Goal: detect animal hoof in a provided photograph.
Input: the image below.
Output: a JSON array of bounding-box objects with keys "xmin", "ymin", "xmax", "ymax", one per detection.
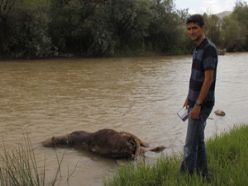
[{"xmin": 214, "ymin": 110, "xmax": 225, "ymax": 116}]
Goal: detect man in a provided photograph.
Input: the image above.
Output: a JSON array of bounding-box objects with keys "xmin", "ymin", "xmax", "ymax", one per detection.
[{"xmin": 180, "ymin": 14, "xmax": 218, "ymax": 179}]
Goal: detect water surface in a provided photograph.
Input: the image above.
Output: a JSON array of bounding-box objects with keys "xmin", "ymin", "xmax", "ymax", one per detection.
[{"xmin": 0, "ymin": 53, "xmax": 248, "ymax": 185}]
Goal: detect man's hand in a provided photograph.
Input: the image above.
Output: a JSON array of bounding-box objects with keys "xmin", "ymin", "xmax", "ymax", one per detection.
[
  {"xmin": 191, "ymin": 105, "xmax": 201, "ymax": 119},
  {"xmin": 190, "ymin": 69, "xmax": 214, "ymax": 120}
]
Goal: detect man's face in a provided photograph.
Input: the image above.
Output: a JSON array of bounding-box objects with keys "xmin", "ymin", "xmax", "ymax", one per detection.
[{"xmin": 187, "ymin": 22, "xmax": 204, "ymax": 42}]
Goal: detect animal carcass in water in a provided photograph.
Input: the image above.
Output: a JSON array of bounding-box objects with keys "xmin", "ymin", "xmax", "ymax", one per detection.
[{"xmin": 42, "ymin": 129, "xmax": 166, "ymax": 159}]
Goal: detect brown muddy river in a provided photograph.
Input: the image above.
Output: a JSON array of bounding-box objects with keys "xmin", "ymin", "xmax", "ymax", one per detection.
[{"xmin": 0, "ymin": 53, "xmax": 248, "ymax": 185}]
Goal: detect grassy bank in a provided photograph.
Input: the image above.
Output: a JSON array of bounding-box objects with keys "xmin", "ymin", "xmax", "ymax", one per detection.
[{"xmin": 105, "ymin": 125, "xmax": 248, "ymax": 186}]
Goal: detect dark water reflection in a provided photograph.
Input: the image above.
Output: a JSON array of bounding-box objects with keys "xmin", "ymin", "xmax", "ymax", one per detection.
[{"xmin": 0, "ymin": 53, "xmax": 248, "ymax": 185}]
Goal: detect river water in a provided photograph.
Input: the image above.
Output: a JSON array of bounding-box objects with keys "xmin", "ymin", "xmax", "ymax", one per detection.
[{"xmin": 0, "ymin": 53, "xmax": 248, "ymax": 185}]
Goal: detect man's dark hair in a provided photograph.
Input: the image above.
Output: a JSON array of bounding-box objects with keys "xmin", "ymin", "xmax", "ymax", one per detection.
[{"xmin": 186, "ymin": 14, "xmax": 205, "ymax": 27}]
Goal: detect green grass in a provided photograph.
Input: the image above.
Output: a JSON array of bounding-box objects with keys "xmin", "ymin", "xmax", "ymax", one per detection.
[
  {"xmin": 105, "ymin": 125, "xmax": 248, "ymax": 186},
  {"xmin": 0, "ymin": 136, "xmax": 63, "ymax": 186}
]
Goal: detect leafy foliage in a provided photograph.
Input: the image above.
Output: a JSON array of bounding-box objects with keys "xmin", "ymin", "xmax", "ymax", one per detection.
[
  {"xmin": 0, "ymin": 0, "xmax": 248, "ymax": 58},
  {"xmin": 0, "ymin": 0, "xmax": 51, "ymax": 58}
]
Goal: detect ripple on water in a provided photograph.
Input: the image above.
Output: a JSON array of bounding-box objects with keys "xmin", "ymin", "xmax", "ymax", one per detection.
[{"xmin": 0, "ymin": 54, "xmax": 248, "ymax": 185}]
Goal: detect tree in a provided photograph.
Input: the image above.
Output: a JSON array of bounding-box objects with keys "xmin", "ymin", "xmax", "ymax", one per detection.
[
  {"xmin": 0, "ymin": 0, "xmax": 52, "ymax": 58},
  {"xmin": 220, "ymin": 2, "xmax": 248, "ymax": 51},
  {"xmin": 0, "ymin": 0, "xmax": 16, "ymax": 57},
  {"xmin": 232, "ymin": 1, "xmax": 248, "ymax": 50},
  {"xmin": 204, "ymin": 15, "xmax": 222, "ymax": 48},
  {"xmin": 146, "ymin": 0, "xmax": 186, "ymax": 53},
  {"xmin": 105, "ymin": 0, "xmax": 153, "ymax": 55}
]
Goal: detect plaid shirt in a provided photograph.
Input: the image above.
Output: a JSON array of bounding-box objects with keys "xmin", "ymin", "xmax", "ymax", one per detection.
[{"xmin": 187, "ymin": 38, "xmax": 218, "ymax": 108}]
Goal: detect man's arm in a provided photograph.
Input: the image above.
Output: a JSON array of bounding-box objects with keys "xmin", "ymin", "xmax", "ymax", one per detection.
[{"xmin": 191, "ymin": 69, "xmax": 214, "ymax": 119}]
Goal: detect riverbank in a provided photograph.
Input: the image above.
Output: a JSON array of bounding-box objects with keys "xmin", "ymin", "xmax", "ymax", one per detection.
[
  {"xmin": 0, "ymin": 50, "xmax": 187, "ymax": 62},
  {"xmin": 105, "ymin": 124, "xmax": 248, "ymax": 186}
]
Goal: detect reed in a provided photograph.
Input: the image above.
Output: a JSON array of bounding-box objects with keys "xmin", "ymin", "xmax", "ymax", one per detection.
[
  {"xmin": 0, "ymin": 136, "xmax": 62, "ymax": 186},
  {"xmin": 105, "ymin": 125, "xmax": 248, "ymax": 186}
]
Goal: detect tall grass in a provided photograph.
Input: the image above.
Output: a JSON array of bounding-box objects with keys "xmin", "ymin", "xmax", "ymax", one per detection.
[
  {"xmin": 105, "ymin": 125, "xmax": 248, "ymax": 186},
  {"xmin": 0, "ymin": 136, "xmax": 62, "ymax": 186}
]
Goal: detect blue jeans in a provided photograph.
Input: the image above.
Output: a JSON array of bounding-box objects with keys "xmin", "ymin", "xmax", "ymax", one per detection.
[{"xmin": 180, "ymin": 106, "xmax": 213, "ymax": 176}]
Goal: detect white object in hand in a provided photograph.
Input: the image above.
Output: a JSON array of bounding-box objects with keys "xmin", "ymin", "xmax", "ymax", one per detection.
[{"xmin": 177, "ymin": 107, "xmax": 189, "ymax": 121}]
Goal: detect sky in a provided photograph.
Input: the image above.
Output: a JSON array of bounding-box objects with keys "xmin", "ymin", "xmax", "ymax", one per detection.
[{"xmin": 174, "ymin": 0, "xmax": 248, "ymax": 14}]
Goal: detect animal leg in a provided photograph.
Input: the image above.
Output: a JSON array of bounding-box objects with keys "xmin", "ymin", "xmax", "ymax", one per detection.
[
  {"xmin": 142, "ymin": 146, "xmax": 166, "ymax": 153},
  {"xmin": 132, "ymin": 137, "xmax": 141, "ymax": 160}
]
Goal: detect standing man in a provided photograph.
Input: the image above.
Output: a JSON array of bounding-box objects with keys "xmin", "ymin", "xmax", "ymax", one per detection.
[{"xmin": 180, "ymin": 14, "xmax": 218, "ymax": 179}]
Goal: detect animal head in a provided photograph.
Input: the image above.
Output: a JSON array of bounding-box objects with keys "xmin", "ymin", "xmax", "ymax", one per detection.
[
  {"xmin": 123, "ymin": 136, "xmax": 141, "ymax": 159},
  {"xmin": 42, "ymin": 137, "xmax": 57, "ymax": 147},
  {"xmin": 42, "ymin": 135, "xmax": 69, "ymax": 147}
]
